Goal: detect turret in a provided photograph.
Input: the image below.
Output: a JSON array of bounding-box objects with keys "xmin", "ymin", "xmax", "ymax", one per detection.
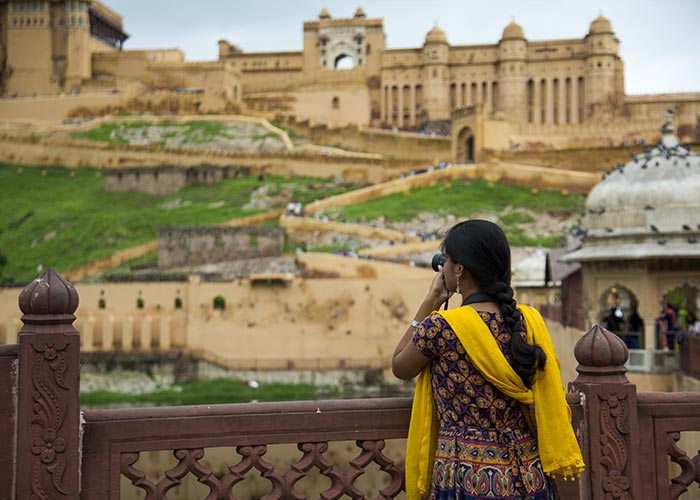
[
  {"xmin": 421, "ymin": 26, "xmax": 449, "ymax": 121},
  {"xmin": 497, "ymin": 21, "xmax": 528, "ymax": 122},
  {"xmin": 584, "ymin": 15, "xmax": 621, "ymax": 120}
]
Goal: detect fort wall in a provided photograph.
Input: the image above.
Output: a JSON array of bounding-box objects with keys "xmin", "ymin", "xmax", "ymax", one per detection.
[
  {"xmin": 157, "ymin": 226, "xmax": 284, "ymax": 269},
  {"xmin": 0, "ymin": 256, "xmax": 671, "ymax": 393},
  {"xmin": 276, "ymin": 115, "xmax": 452, "ymax": 161},
  {"xmin": 0, "ymin": 134, "xmax": 426, "ymax": 183},
  {"xmin": 103, "ymin": 165, "xmax": 250, "ymax": 195}
]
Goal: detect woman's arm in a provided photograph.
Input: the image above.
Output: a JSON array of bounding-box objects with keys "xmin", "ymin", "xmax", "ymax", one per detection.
[{"xmin": 392, "ymin": 268, "xmax": 451, "ymax": 380}]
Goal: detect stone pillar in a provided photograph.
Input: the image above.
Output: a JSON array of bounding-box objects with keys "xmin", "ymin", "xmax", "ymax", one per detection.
[
  {"xmin": 643, "ymin": 316, "xmax": 658, "ymax": 350},
  {"xmin": 486, "ymin": 81, "xmax": 493, "ymax": 114},
  {"xmin": 545, "ymin": 79, "xmax": 554, "ymax": 124},
  {"xmin": 558, "ymin": 77, "xmax": 567, "ymax": 125},
  {"xmin": 160, "ymin": 315, "xmax": 171, "ymax": 350},
  {"xmin": 387, "ymin": 85, "xmax": 394, "ymax": 125},
  {"xmin": 102, "ymin": 315, "xmax": 114, "ymax": 349},
  {"xmin": 81, "ymin": 315, "xmax": 95, "ymax": 352},
  {"xmin": 534, "ymin": 80, "xmax": 542, "ymax": 125},
  {"xmin": 569, "ymin": 324, "xmax": 641, "ymax": 499},
  {"xmin": 16, "ymin": 269, "xmax": 81, "ymax": 499},
  {"xmin": 571, "ymin": 78, "xmax": 579, "ymax": 124},
  {"xmin": 140, "ymin": 315, "xmax": 152, "ymax": 350},
  {"xmin": 398, "ymin": 86, "xmax": 404, "ymax": 128},
  {"xmin": 410, "ymin": 85, "xmax": 416, "ymax": 126},
  {"xmin": 381, "ymin": 86, "xmax": 387, "ymax": 123},
  {"xmin": 122, "ymin": 316, "xmax": 133, "ymax": 351}
]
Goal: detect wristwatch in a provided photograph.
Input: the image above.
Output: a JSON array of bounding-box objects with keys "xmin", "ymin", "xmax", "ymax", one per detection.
[{"xmin": 410, "ymin": 320, "xmax": 421, "ymax": 328}]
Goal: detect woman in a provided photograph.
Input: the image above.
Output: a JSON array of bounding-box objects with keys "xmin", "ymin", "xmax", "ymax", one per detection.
[{"xmin": 393, "ymin": 220, "xmax": 583, "ymax": 500}]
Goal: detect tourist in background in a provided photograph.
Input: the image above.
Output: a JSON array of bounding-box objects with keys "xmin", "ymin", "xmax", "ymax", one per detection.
[{"xmin": 393, "ymin": 219, "xmax": 583, "ymax": 500}]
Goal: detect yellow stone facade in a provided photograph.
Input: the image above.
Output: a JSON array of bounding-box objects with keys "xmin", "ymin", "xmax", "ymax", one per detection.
[
  {"xmin": 2, "ymin": 3, "xmax": 699, "ymax": 149},
  {"xmin": 0, "ymin": 0, "xmax": 241, "ymax": 111}
]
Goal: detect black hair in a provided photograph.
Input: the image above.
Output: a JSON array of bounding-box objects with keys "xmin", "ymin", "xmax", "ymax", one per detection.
[{"xmin": 441, "ymin": 219, "xmax": 546, "ymax": 388}]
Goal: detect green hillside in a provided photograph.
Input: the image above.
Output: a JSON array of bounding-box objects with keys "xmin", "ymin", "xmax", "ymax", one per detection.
[
  {"xmin": 0, "ymin": 163, "xmax": 585, "ymax": 284},
  {"xmin": 0, "ymin": 164, "xmax": 353, "ymax": 284}
]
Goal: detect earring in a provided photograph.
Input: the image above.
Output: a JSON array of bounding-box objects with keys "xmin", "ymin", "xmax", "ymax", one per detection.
[{"xmin": 455, "ymin": 275, "xmax": 461, "ymax": 295}]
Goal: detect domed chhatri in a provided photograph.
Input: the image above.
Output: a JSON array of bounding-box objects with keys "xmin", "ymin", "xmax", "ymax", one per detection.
[
  {"xmin": 564, "ymin": 112, "xmax": 700, "ymax": 262},
  {"xmin": 425, "ymin": 26, "xmax": 448, "ymax": 45},
  {"xmin": 19, "ymin": 268, "xmax": 79, "ymax": 316},
  {"xmin": 574, "ymin": 324, "xmax": 628, "ymax": 369},
  {"xmin": 589, "ymin": 15, "xmax": 613, "ymax": 34},
  {"xmin": 354, "ymin": 6, "xmax": 366, "ymax": 19},
  {"xmin": 319, "ymin": 8, "xmax": 331, "ymax": 20},
  {"xmin": 501, "ymin": 21, "xmax": 525, "ymax": 40}
]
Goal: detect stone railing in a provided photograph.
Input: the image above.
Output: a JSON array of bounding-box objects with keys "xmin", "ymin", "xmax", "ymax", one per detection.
[{"xmin": 3, "ymin": 269, "xmax": 700, "ymax": 499}]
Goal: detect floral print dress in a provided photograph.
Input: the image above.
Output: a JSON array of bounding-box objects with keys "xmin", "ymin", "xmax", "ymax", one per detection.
[{"xmin": 412, "ymin": 310, "xmax": 557, "ymax": 500}]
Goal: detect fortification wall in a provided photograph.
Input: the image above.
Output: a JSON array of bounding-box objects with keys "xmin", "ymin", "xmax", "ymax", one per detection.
[
  {"xmin": 625, "ymin": 94, "xmax": 700, "ymax": 141},
  {"xmin": 277, "ymin": 115, "xmax": 452, "ymax": 161},
  {"xmin": 510, "ymin": 117, "xmax": 663, "ymax": 146},
  {"xmin": 0, "ymin": 93, "xmax": 123, "ymax": 123},
  {"xmin": 103, "ymin": 165, "xmax": 250, "ymax": 196},
  {"xmin": 0, "ymin": 134, "xmax": 425, "ymax": 183},
  {"xmin": 0, "ymin": 259, "xmax": 591, "ymax": 387},
  {"xmin": 158, "ymin": 226, "xmax": 284, "ymax": 269}
]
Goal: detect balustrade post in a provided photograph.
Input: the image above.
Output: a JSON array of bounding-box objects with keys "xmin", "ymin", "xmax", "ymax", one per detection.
[
  {"xmin": 15, "ymin": 269, "xmax": 81, "ymax": 500},
  {"xmin": 569, "ymin": 324, "xmax": 641, "ymax": 500}
]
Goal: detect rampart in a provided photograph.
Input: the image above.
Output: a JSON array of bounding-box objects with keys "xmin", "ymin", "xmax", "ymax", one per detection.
[
  {"xmin": 157, "ymin": 226, "xmax": 284, "ymax": 269},
  {"xmin": 103, "ymin": 164, "xmax": 250, "ymax": 195},
  {"xmin": 276, "ymin": 115, "xmax": 452, "ymax": 161}
]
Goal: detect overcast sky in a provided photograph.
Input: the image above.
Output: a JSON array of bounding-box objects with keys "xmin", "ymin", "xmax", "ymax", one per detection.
[{"xmin": 106, "ymin": 0, "xmax": 700, "ymax": 95}]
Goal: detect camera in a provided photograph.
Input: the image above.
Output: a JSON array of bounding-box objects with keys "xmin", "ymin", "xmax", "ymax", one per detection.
[{"xmin": 431, "ymin": 253, "xmax": 445, "ymax": 272}]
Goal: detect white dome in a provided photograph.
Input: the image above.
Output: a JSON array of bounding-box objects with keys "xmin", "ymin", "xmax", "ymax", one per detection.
[{"xmin": 565, "ymin": 116, "xmax": 700, "ymax": 262}]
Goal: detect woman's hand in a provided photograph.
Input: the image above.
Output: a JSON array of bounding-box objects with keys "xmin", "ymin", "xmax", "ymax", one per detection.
[{"xmin": 424, "ymin": 265, "xmax": 452, "ymax": 310}]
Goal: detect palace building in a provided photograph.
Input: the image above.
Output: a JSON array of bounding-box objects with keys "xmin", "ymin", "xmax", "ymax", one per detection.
[
  {"xmin": 1, "ymin": 3, "xmax": 699, "ymax": 149},
  {"xmin": 218, "ymin": 7, "xmax": 699, "ymax": 138}
]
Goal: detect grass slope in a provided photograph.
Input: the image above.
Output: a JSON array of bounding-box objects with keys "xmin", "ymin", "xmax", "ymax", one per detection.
[
  {"xmin": 0, "ymin": 164, "xmax": 351, "ymax": 284},
  {"xmin": 330, "ymin": 179, "xmax": 584, "ymax": 247}
]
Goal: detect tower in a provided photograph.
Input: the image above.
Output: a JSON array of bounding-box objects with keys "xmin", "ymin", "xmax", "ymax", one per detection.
[
  {"xmin": 584, "ymin": 15, "xmax": 621, "ymax": 120},
  {"xmin": 421, "ymin": 26, "xmax": 449, "ymax": 122},
  {"xmin": 63, "ymin": 0, "xmax": 92, "ymax": 93},
  {"xmin": 497, "ymin": 21, "xmax": 527, "ymax": 123}
]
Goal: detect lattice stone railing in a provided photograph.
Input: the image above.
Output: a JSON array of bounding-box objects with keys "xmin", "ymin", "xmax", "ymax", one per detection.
[{"xmin": 119, "ymin": 440, "xmax": 404, "ymax": 500}]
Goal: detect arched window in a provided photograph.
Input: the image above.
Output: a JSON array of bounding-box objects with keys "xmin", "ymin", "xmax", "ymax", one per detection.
[
  {"xmin": 332, "ymin": 96, "xmax": 340, "ymax": 109},
  {"xmin": 334, "ymin": 54, "xmax": 354, "ymax": 70}
]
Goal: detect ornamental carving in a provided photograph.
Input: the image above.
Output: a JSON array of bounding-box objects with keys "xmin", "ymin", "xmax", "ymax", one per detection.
[
  {"xmin": 598, "ymin": 391, "xmax": 632, "ymax": 500},
  {"xmin": 29, "ymin": 340, "xmax": 71, "ymax": 499}
]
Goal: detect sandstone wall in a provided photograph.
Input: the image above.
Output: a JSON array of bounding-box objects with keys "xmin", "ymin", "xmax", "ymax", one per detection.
[
  {"xmin": 277, "ymin": 115, "xmax": 452, "ymax": 162},
  {"xmin": 103, "ymin": 165, "xmax": 250, "ymax": 196},
  {"xmin": 0, "ymin": 256, "xmax": 589, "ymax": 386},
  {"xmin": 157, "ymin": 226, "xmax": 284, "ymax": 269},
  {"xmin": 0, "ymin": 93, "xmax": 122, "ymax": 123}
]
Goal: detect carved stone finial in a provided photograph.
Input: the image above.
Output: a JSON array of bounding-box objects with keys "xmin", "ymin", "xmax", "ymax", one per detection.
[
  {"xmin": 573, "ymin": 324, "xmax": 629, "ymax": 383},
  {"xmin": 18, "ymin": 268, "xmax": 79, "ymax": 316}
]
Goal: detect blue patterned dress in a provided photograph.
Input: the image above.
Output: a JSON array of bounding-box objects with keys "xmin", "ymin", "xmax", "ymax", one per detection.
[{"xmin": 412, "ymin": 310, "xmax": 557, "ymax": 500}]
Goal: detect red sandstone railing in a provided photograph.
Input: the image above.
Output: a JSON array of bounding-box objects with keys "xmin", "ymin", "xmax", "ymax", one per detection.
[{"xmin": 3, "ymin": 269, "xmax": 700, "ymax": 499}]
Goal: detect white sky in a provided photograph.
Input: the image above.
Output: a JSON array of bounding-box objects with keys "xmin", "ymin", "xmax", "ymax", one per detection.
[{"xmin": 106, "ymin": 0, "xmax": 700, "ymax": 95}]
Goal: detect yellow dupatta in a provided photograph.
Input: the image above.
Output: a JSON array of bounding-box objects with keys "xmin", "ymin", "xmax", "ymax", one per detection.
[{"xmin": 405, "ymin": 304, "xmax": 584, "ymax": 500}]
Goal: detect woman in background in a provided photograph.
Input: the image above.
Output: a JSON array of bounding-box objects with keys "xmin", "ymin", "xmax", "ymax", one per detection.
[{"xmin": 393, "ymin": 219, "xmax": 583, "ymax": 500}]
